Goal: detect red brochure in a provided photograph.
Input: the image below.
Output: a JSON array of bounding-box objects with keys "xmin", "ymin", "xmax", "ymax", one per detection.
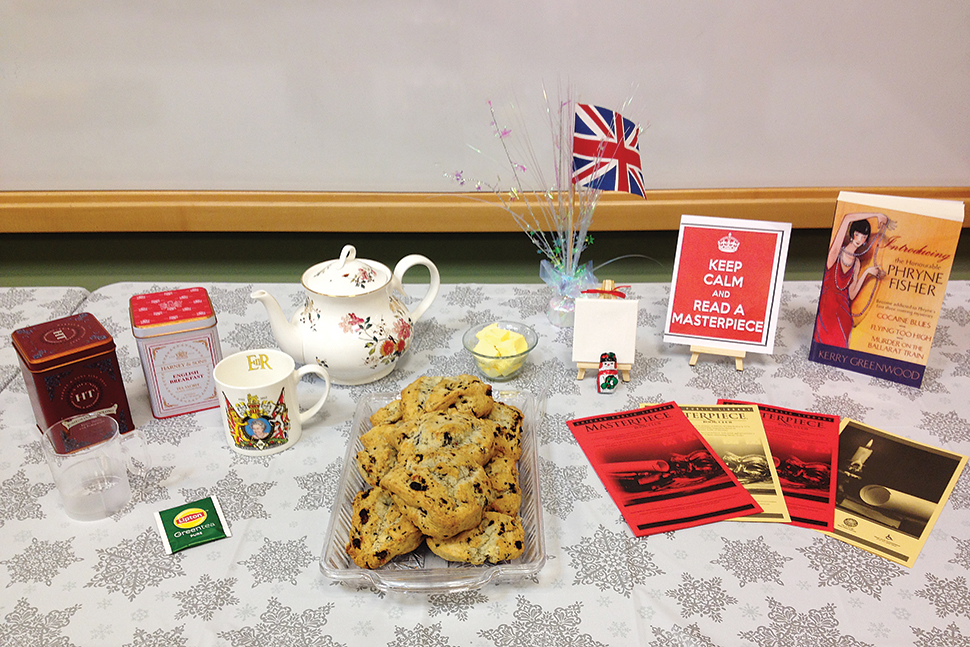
[
  {"xmin": 719, "ymin": 400, "xmax": 839, "ymax": 531},
  {"xmin": 567, "ymin": 403, "xmax": 762, "ymax": 537}
]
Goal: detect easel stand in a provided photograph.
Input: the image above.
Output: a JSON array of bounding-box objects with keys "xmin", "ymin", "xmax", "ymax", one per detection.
[
  {"xmin": 689, "ymin": 345, "xmax": 746, "ymax": 371},
  {"xmin": 574, "ymin": 280, "xmax": 633, "ymax": 382}
]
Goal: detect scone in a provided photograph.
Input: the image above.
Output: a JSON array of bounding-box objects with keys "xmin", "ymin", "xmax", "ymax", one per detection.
[
  {"xmin": 369, "ymin": 398, "xmax": 404, "ymax": 426},
  {"xmin": 401, "ymin": 375, "xmax": 493, "ymax": 419},
  {"xmin": 345, "ymin": 486, "xmax": 425, "ymax": 569},
  {"xmin": 425, "ymin": 511, "xmax": 525, "ymax": 564},
  {"xmin": 487, "ymin": 401, "xmax": 524, "ymax": 461},
  {"xmin": 380, "ymin": 451, "xmax": 491, "ymax": 538},
  {"xmin": 355, "ymin": 422, "xmax": 408, "ymax": 487},
  {"xmin": 396, "ymin": 410, "xmax": 499, "ymax": 468},
  {"xmin": 485, "ymin": 455, "xmax": 522, "ymax": 515}
]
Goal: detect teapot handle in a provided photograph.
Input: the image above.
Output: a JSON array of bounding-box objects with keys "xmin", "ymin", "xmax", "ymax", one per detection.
[{"xmin": 392, "ymin": 254, "xmax": 441, "ymax": 324}]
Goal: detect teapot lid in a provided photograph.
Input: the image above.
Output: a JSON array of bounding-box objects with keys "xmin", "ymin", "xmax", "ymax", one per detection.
[{"xmin": 302, "ymin": 245, "xmax": 391, "ymax": 296}]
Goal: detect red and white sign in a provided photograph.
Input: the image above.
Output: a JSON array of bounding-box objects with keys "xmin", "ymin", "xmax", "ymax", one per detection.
[{"xmin": 664, "ymin": 215, "xmax": 791, "ymax": 354}]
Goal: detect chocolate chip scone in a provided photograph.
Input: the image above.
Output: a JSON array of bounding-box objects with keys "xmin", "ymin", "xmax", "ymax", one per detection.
[
  {"xmin": 487, "ymin": 401, "xmax": 524, "ymax": 461},
  {"xmin": 369, "ymin": 398, "xmax": 403, "ymax": 426},
  {"xmin": 425, "ymin": 511, "xmax": 525, "ymax": 564},
  {"xmin": 484, "ymin": 455, "xmax": 522, "ymax": 516},
  {"xmin": 396, "ymin": 410, "xmax": 499, "ymax": 468},
  {"xmin": 355, "ymin": 421, "xmax": 411, "ymax": 487},
  {"xmin": 401, "ymin": 374, "xmax": 493, "ymax": 419},
  {"xmin": 380, "ymin": 450, "xmax": 492, "ymax": 538},
  {"xmin": 345, "ymin": 486, "xmax": 425, "ymax": 569}
]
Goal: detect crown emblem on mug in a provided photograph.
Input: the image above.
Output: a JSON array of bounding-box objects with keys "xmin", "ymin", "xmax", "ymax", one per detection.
[{"xmin": 718, "ymin": 233, "xmax": 740, "ymax": 253}]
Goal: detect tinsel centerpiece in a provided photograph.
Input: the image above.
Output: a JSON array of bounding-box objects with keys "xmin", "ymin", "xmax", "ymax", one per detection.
[{"xmin": 453, "ymin": 94, "xmax": 645, "ymax": 326}]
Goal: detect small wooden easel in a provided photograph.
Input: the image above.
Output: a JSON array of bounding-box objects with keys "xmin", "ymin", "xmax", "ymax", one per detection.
[
  {"xmin": 574, "ymin": 280, "xmax": 633, "ymax": 382},
  {"xmin": 689, "ymin": 345, "xmax": 746, "ymax": 371}
]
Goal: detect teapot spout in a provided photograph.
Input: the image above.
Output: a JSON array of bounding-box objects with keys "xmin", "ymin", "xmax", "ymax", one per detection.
[{"xmin": 251, "ymin": 290, "xmax": 305, "ymax": 363}]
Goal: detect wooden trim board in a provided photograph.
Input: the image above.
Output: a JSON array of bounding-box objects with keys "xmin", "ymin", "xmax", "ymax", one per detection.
[{"xmin": 1, "ymin": 187, "xmax": 968, "ymax": 233}]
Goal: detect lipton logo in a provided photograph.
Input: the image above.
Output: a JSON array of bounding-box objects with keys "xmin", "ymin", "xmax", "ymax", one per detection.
[{"xmin": 174, "ymin": 508, "xmax": 207, "ymax": 529}]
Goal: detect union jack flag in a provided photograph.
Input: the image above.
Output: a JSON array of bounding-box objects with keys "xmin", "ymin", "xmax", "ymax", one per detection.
[{"xmin": 572, "ymin": 103, "xmax": 644, "ymax": 197}]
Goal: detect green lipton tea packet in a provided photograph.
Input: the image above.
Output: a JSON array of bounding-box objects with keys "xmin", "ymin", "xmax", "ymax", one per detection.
[{"xmin": 154, "ymin": 496, "xmax": 231, "ymax": 554}]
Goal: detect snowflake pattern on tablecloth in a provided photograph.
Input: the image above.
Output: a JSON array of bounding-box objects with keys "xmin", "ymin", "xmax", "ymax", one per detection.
[
  {"xmin": 114, "ymin": 465, "xmax": 175, "ymax": 519},
  {"xmin": 172, "ymin": 573, "xmax": 239, "ymax": 621},
  {"xmin": 780, "ymin": 304, "xmax": 818, "ymax": 329},
  {"xmin": 943, "ymin": 348, "xmax": 970, "ymax": 378},
  {"xmin": 934, "ymin": 324, "xmax": 957, "ymax": 348},
  {"xmin": 43, "ymin": 288, "xmax": 89, "ymax": 319},
  {"xmin": 293, "ymin": 462, "xmax": 342, "ymax": 511},
  {"xmin": 910, "ymin": 622, "xmax": 970, "ymax": 647},
  {"xmin": 539, "ymin": 457, "xmax": 600, "ymax": 519},
  {"xmin": 388, "ymin": 622, "xmax": 455, "ymax": 647},
  {"xmin": 0, "ymin": 287, "xmax": 40, "ymax": 317},
  {"xmin": 478, "ymin": 595, "xmax": 608, "ymax": 647},
  {"xmin": 222, "ymin": 319, "xmax": 276, "ymax": 356},
  {"xmin": 537, "ymin": 412, "xmax": 578, "ymax": 445},
  {"xmin": 739, "ymin": 597, "xmax": 873, "ymax": 647},
  {"xmin": 664, "ymin": 573, "xmax": 737, "ymax": 622},
  {"xmin": 772, "ymin": 345, "xmax": 854, "ymax": 391},
  {"xmin": 121, "ymin": 624, "xmax": 189, "ymax": 647},
  {"xmin": 0, "ymin": 363, "xmax": 19, "ymax": 392},
  {"xmin": 512, "ymin": 357, "xmax": 582, "ymax": 399},
  {"xmin": 711, "ymin": 535, "xmax": 791, "ymax": 588},
  {"xmin": 500, "ymin": 287, "xmax": 553, "ymax": 320},
  {"xmin": 1, "ymin": 537, "xmax": 82, "ymax": 587},
  {"xmin": 915, "ymin": 574, "xmax": 970, "ymax": 618},
  {"xmin": 950, "ymin": 536, "xmax": 970, "ymax": 569},
  {"xmin": 626, "ymin": 355, "xmax": 673, "ymax": 388},
  {"xmin": 85, "ymin": 526, "xmax": 186, "ymax": 601},
  {"xmin": 868, "ymin": 367, "xmax": 949, "ymax": 401},
  {"xmin": 1, "ymin": 469, "xmax": 55, "ymax": 527},
  {"xmin": 648, "ymin": 622, "xmax": 719, "ymax": 647},
  {"xmin": 811, "ymin": 393, "xmax": 872, "ymax": 422},
  {"xmin": 181, "ymin": 469, "xmax": 276, "ymax": 521},
  {"xmin": 18, "ymin": 438, "xmax": 46, "ymax": 467},
  {"xmin": 942, "ymin": 305, "xmax": 970, "ymax": 327},
  {"xmin": 237, "ymin": 536, "xmax": 315, "ymax": 587},
  {"xmin": 217, "ymin": 597, "xmax": 343, "ymax": 647},
  {"xmin": 685, "ymin": 362, "xmax": 767, "ymax": 400},
  {"xmin": 444, "ymin": 285, "xmax": 488, "ymax": 309},
  {"xmin": 408, "ymin": 317, "xmax": 457, "ymax": 354},
  {"xmin": 919, "ymin": 410, "xmax": 970, "ymax": 445},
  {"xmin": 797, "ymin": 536, "xmax": 904, "ymax": 599},
  {"xmin": 564, "ymin": 525, "xmax": 663, "ymax": 597},
  {"xmin": 0, "ymin": 597, "xmax": 82, "ymax": 647},
  {"xmin": 948, "ymin": 471, "xmax": 970, "ymax": 510},
  {"xmin": 427, "ymin": 589, "xmax": 489, "ymax": 622},
  {"xmin": 138, "ymin": 414, "xmax": 205, "ymax": 446},
  {"xmin": 207, "ymin": 284, "xmax": 255, "ymax": 317}
]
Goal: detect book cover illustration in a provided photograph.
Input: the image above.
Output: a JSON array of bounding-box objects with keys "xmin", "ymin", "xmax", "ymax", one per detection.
[
  {"xmin": 664, "ymin": 215, "xmax": 791, "ymax": 355},
  {"xmin": 676, "ymin": 404, "xmax": 790, "ymax": 523},
  {"xmin": 720, "ymin": 400, "xmax": 839, "ymax": 531},
  {"xmin": 809, "ymin": 191, "xmax": 965, "ymax": 387},
  {"xmin": 828, "ymin": 419, "xmax": 967, "ymax": 567},
  {"xmin": 567, "ymin": 403, "xmax": 762, "ymax": 537}
]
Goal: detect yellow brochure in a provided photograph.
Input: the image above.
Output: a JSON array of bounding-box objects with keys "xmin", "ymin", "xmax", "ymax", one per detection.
[{"xmin": 642, "ymin": 403, "xmax": 790, "ymax": 523}]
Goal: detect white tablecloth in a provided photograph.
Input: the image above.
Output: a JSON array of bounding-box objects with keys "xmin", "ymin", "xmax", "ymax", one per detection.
[{"xmin": 2, "ymin": 280, "xmax": 969, "ymax": 646}]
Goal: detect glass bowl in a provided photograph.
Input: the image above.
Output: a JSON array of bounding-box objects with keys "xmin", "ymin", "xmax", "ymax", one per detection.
[{"xmin": 461, "ymin": 321, "xmax": 538, "ymax": 382}]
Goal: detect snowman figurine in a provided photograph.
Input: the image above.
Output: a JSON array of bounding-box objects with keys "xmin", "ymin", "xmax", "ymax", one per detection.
[{"xmin": 597, "ymin": 352, "xmax": 619, "ymax": 394}]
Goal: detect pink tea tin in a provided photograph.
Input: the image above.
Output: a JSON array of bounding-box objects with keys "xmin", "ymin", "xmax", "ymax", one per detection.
[{"xmin": 130, "ymin": 287, "xmax": 223, "ymax": 418}]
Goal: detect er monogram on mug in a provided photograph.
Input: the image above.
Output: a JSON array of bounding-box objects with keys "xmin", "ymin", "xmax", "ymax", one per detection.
[{"xmin": 213, "ymin": 348, "xmax": 331, "ymax": 456}]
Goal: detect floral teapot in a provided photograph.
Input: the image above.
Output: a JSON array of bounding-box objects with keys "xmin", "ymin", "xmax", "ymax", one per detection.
[{"xmin": 251, "ymin": 245, "xmax": 440, "ymax": 385}]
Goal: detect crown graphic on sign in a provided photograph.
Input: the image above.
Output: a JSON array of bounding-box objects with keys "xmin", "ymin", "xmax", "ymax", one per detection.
[{"xmin": 717, "ymin": 233, "xmax": 740, "ymax": 253}]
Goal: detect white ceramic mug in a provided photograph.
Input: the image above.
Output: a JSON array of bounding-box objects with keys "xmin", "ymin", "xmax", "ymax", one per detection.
[
  {"xmin": 42, "ymin": 414, "xmax": 150, "ymax": 521},
  {"xmin": 213, "ymin": 348, "xmax": 331, "ymax": 456}
]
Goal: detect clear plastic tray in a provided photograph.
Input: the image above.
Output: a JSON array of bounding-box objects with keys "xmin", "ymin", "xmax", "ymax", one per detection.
[{"xmin": 319, "ymin": 390, "xmax": 546, "ymax": 593}]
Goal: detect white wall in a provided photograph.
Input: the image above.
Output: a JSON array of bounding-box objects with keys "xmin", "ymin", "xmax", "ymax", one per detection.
[{"xmin": 2, "ymin": 1, "xmax": 968, "ymax": 192}]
